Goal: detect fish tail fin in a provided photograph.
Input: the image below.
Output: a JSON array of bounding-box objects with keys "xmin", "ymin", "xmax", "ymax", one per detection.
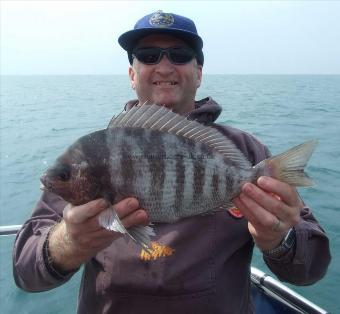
[
  {"xmin": 261, "ymin": 139, "xmax": 318, "ymax": 187},
  {"xmin": 98, "ymin": 206, "xmax": 155, "ymax": 250}
]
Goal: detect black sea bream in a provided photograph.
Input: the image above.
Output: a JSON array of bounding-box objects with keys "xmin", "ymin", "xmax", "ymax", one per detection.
[{"xmin": 40, "ymin": 104, "xmax": 317, "ymax": 248}]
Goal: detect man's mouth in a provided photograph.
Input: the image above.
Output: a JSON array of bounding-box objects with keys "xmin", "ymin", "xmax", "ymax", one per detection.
[{"xmin": 153, "ymin": 81, "xmax": 178, "ymax": 86}]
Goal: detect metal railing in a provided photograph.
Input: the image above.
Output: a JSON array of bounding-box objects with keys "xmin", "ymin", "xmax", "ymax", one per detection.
[
  {"xmin": 251, "ymin": 267, "xmax": 329, "ymax": 314},
  {"xmin": 0, "ymin": 225, "xmax": 22, "ymax": 236}
]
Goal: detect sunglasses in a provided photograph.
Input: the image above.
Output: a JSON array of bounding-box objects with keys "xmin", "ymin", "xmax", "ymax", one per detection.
[{"xmin": 132, "ymin": 47, "xmax": 196, "ymax": 65}]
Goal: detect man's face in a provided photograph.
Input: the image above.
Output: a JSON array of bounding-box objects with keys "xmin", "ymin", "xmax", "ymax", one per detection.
[{"xmin": 128, "ymin": 34, "xmax": 202, "ymax": 114}]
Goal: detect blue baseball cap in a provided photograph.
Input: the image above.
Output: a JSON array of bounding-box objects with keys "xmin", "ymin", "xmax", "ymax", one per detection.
[{"xmin": 118, "ymin": 10, "xmax": 204, "ymax": 65}]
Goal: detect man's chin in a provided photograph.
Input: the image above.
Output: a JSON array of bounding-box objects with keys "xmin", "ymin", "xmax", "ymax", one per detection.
[
  {"xmin": 151, "ymin": 99, "xmax": 177, "ymax": 109},
  {"xmin": 146, "ymin": 97, "xmax": 192, "ymax": 113},
  {"xmin": 161, "ymin": 103, "xmax": 175, "ymax": 109}
]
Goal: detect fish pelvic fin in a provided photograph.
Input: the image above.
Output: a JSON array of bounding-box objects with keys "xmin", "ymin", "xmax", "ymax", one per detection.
[
  {"xmin": 258, "ymin": 139, "xmax": 318, "ymax": 187},
  {"xmin": 98, "ymin": 206, "xmax": 155, "ymax": 250}
]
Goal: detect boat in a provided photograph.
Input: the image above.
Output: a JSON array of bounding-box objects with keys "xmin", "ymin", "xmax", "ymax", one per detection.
[{"xmin": 0, "ymin": 225, "xmax": 329, "ymax": 314}]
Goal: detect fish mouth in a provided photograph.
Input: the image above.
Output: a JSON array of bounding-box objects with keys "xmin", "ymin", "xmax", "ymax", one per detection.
[
  {"xmin": 40, "ymin": 183, "xmax": 48, "ymax": 191},
  {"xmin": 40, "ymin": 174, "xmax": 52, "ymax": 192}
]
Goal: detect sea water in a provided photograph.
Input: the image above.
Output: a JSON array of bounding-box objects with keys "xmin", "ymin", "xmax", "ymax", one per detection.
[{"xmin": 1, "ymin": 75, "xmax": 339, "ymax": 313}]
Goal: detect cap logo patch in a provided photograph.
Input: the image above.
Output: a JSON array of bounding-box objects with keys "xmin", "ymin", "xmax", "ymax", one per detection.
[{"xmin": 149, "ymin": 10, "xmax": 174, "ymax": 28}]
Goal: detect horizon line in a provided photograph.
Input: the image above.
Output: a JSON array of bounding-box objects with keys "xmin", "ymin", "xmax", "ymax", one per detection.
[{"xmin": 1, "ymin": 73, "xmax": 340, "ymax": 76}]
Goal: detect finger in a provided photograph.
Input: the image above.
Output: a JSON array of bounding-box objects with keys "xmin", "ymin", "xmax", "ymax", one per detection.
[
  {"xmin": 257, "ymin": 176, "xmax": 302, "ymax": 207},
  {"xmin": 235, "ymin": 193, "xmax": 284, "ymax": 234},
  {"xmin": 239, "ymin": 188, "xmax": 282, "ymax": 231},
  {"xmin": 242, "ymin": 182, "xmax": 291, "ymax": 222},
  {"xmin": 232, "ymin": 197, "xmax": 243, "ymax": 211},
  {"xmin": 234, "ymin": 194, "xmax": 266, "ymax": 231},
  {"xmin": 84, "ymin": 198, "xmax": 143, "ymax": 231},
  {"xmin": 233, "ymin": 196, "xmax": 257, "ymax": 225},
  {"xmin": 113, "ymin": 198, "xmax": 140, "ymax": 219},
  {"xmin": 63, "ymin": 199, "xmax": 109, "ymax": 224},
  {"xmin": 120, "ymin": 209, "xmax": 149, "ymax": 228}
]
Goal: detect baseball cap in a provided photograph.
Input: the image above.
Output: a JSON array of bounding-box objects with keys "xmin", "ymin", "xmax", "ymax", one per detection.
[{"xmin": 118, "ymin": 10, "xmax": 204, "ymax": 65}]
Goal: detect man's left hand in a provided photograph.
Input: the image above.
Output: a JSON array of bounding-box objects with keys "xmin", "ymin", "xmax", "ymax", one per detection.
[{"xmin": 233, "ymin": 176, "xmax": 303, "ymax": 251}]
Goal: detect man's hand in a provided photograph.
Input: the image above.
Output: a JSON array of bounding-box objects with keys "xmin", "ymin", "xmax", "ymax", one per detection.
[
  {"xmin": 48, "ymin": 197, "xmax": 148, "ymax": 272},
  {"xmin": 233, "ymin": 176, "xmax": 303, "ymax": 251}
]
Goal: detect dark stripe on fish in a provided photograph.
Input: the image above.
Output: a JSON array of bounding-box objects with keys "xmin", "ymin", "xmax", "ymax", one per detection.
[
  {"xmin": 193, "ymin": 149, "xmax": 205, "ymax": 200},
  {"xmin": 212, "ymin": 166, "xmax": 220, "ymax": 199},
  {"xmin": 120, "ymin": 129, "xmax": 136, "ymax": 197},
  {"xmin": 78, "ymin": 130, "xmax": 112, "ymax": 201},
  {"xmin": 147, "ymin": 131, "xmax": 166, "ymax": 204},
  {"xmin": 174, "ymin": 154, "xmax": 185, "ymax": 215}
]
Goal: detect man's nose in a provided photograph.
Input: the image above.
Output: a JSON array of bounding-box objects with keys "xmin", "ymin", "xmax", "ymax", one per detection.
[{"xmin": 155, "ymin": 54, "xmax": 174, "ymax": 73}]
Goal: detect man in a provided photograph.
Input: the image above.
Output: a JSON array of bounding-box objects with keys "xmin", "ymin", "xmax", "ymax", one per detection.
[{"xmin": 13, "ymin": 10, "xmax": 330, "ymax": 313}]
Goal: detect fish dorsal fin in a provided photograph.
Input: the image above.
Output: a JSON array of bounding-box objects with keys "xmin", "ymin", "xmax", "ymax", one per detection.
[{"xmin": 108, "ymin": 104, "xmax": 251, "ymax": 168}]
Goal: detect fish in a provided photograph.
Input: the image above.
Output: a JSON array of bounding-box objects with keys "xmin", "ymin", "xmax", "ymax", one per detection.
[{"xmin": 40, "ymin": 104, "xmax": 318, "ymax": 249}]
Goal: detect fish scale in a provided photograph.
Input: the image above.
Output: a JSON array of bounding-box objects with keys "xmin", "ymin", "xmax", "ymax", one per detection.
[
  {"xmin": 106, "ymin": 128, "xmax": 229, "ymax": 222},
  {"xmin": 41, "ymin": 104, "xmax": 318, "ymax": 249}
]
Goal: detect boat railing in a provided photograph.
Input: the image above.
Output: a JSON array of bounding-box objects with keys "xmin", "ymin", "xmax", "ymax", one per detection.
[
  {"xmin": 251, "ymin": 267, "xmax": 329, "ymax": 314},
  {"xmin": 0, "ymin": 224, "xmax": 330, "ymax": 314},
  {"xmin": 0, "ymin": 225, "xmax": 22, "ymax": 236}
]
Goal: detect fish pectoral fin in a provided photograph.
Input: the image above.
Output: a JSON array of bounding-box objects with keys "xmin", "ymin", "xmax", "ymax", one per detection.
[
  {"xmin": 98, "ymin": 206, "xmax": 155, "ymax": 250},
  {"xmin": 128, "ymin": 225, "xmax": 155, "ymax": 251},
  {"xmin": 98, "ymin": 206, "xmax": 128, "ymax": 234}
]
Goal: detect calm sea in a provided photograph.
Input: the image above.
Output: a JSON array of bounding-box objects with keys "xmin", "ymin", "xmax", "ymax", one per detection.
[{"xmin": 1, "ymin": 75, "xmax": 339, "ymax": 313}]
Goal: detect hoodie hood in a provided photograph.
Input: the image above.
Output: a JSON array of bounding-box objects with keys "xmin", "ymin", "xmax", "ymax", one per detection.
[{"xmin": 124, "ymin": 97, "xmax": 222, "ymax": 125}]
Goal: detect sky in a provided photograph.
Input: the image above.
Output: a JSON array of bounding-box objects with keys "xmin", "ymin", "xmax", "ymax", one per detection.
[{"xmin": 1, "ymin": 0, "xmax": 340, "ymax": 75}]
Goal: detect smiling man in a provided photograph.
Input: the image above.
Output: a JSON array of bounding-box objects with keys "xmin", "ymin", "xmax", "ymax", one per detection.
[
  {"xmin": 13, "ymin": 10, "xmax": 330, "ymax": 314},
  {"xmin": 127, "ymin": 34, "xmax": 202, "ymax": 113}
]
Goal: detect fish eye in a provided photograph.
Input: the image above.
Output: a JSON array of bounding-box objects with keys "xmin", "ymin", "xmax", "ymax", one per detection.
[
  {"xmin": 58, "ymin": 171, "xmax": 70, "ymax": 182},
  {"xmin": 54, "ymin": 164, "xmax": 71, "ymax": 182}
]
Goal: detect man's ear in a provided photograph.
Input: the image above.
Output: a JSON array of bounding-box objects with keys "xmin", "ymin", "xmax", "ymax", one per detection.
[
  {"xmin": 196, "ymin": 65, "xmax": 203, "ymax": 88},
  {"xmin": 128, "ymin": 66, "xmax": 136, "ymax": 90}
]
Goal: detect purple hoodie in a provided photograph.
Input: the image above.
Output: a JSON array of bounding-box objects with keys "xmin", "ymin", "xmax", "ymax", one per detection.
[{"xmin": 13, "ymin": 98, "xmax": 330, "ymax": 314}]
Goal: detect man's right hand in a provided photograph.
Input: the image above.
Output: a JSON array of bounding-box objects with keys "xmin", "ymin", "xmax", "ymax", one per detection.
[{"xmin": 48, "ymin": 197, "xmax": 148, "ymax": 272}]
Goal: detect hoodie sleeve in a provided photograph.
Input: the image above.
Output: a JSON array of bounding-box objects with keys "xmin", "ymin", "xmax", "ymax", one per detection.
[
  {"xmin": 213, "ymin": 123, "xmax": 331, "ymax": 285},
  {"xmin": 12, "ymin": 192, "xmax": 77, "ymax": 292},
  {"xmin": 263, "ymin": 207, "xmax": 330, "ymax": 285}
]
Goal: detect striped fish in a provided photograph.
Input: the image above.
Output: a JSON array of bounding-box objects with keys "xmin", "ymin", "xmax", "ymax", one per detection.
[{"xmin": 40, "ymin": 104, "xmax": 317, "ymax": 249}]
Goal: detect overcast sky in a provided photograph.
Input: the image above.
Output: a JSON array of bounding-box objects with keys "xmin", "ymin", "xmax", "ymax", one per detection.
[{"xmin": 1, "ymin": 0, "xmax": 340, "ymax": 75}]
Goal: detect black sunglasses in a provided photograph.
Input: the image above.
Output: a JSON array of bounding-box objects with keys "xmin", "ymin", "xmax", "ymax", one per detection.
[{"xmin": 132, "ymin": 47, "xmax": 196, "ymax": 65}]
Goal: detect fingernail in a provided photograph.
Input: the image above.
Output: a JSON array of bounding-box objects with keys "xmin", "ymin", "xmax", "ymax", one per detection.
[
  {"xmin": 99, "ymin": 199, "xmax": 108, "ymax": 207},
  {"xmin": 257, "ymin": 176, "xmax": 267, "ymax": 186},
  {"xmin": 128, "ymin": 198, "xmax": 138, "ymax": 210},
  {"xmin": 138, "ymin": 210, "xmax": 148, "ymax": 220},
  {"xmin": 243, "ymin": 183, "xmax": 252, "ymax": 194}
]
